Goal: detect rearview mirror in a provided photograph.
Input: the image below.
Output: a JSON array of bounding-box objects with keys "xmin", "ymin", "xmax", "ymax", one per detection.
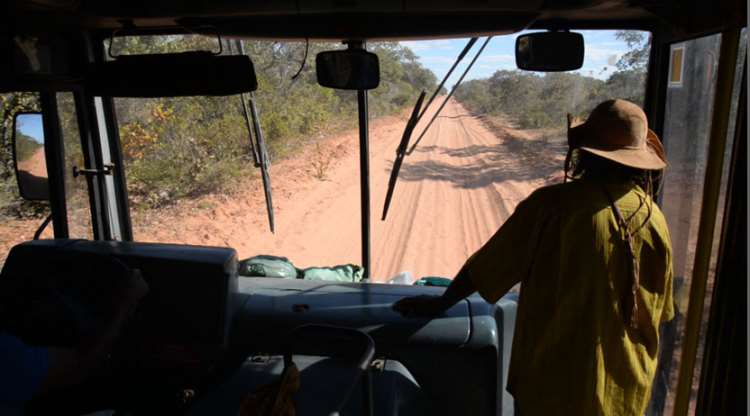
[
  {"xmin": 515, "ymin": 32, "xmax": 584, "ymax": 72},
  {"xmin": 87, "ymin": 52, "xmax": 258, "ymax": 97},
  {"xmin": 316, "ymin": 49, "xmax": 380, "ymax": 90},
  {"xmin": 13, "ymin": 112, "xmax": 49, "ymax": 201}
]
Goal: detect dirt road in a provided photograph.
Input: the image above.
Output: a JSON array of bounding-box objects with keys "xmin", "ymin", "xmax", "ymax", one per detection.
[
  {"xmin": 129, "ymin": 99, "xmax": 565, "ymax": 281},
  {"xmin": 18, "ymin": 147, "xmax": 48, "ymax": 178},
  {"xmin": 1, "ymin": 100, "xmax": 566, "ymax": 280}
]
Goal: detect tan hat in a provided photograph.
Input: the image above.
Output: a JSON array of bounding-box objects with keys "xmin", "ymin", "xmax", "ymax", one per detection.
[{"xmin": 568, "ymin": 99, "xmax": 667, "ymax": 170}]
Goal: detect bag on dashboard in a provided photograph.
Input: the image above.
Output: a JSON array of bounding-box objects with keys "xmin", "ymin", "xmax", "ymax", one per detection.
[{"xmin": 238, "ymin": 255, "xmax": 298, "ymax": 278}]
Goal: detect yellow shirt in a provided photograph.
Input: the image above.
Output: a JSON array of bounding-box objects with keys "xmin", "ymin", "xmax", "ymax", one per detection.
[{"xmin": 465, "ymin": 178, "xmax": 674, "ymax": 416}]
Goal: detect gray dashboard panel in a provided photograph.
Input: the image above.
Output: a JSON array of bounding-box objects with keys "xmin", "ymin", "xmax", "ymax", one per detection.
[
  {"xmin": 189, "ymin": 355, "xmax": 422, "ymax": 416},
  {"xmin": 234, "ymin": 278, "xmax": 471, "ymax": 349},
  {"xmin": 225, "ymin": 278, "xmax": 518, "ymax": 416}
]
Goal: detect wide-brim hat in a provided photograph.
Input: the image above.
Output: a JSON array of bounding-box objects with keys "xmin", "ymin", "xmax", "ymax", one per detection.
[{"xmin": 568, "ymin": 99, "xmax": 667, "ymax": 170}]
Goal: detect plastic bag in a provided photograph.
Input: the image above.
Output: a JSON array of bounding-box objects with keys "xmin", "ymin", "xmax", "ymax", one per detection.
[
  {"xmin": 387, "ymin": 271, "xmax": 414, "ymax": 285},
  {"xmin": 238, "ymin": 255, "xmax": 298, "ymax": 278},
  {"xmin": 300, "ymin": 264, "xmax": 364, "ymax": 282}
]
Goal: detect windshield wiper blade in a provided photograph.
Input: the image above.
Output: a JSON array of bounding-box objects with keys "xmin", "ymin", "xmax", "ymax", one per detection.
[
  {"xmin": 381, "ymin": 91, "xmax": 426, "ymax": 221},
  {"xmin": 381, "ymin": 38, "xmax": 478, "ymax": 221},
  {"xmin": 248, "ymin": 91, "xmax": 276, "ymax": 233},
  {"xmin": 407, "ymin": 36, "xmax": 493, "ymax": 156},
  {"xmin": 235, "ymin": 40, "xmax": 275, "ymax": 233}
]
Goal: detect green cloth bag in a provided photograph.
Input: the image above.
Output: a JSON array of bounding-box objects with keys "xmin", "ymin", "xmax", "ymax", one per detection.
[
  {"xmin": 414, "ymin": 276, "xmax": 452, "ymax": 287},
  {"xmin": 299, "ymin": 264, "xmax": 364, "ymax": 282},
  {"xmin": 238, "ymin": 255, "xmax": 298, "ymax": 278}
]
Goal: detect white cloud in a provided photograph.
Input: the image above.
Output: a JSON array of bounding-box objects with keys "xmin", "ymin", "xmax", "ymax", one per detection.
[{"xmin": 585, "ymin": 45, "xmax": 622, "ymax": 62}]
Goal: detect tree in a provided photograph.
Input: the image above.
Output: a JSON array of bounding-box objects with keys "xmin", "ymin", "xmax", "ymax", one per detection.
[
  {"xmin": 454, "ymin": 31, "xmax": 651, "ymax": 128},
  {"xmin": 615, "ymin": 31, "xmax": 650, "ymax": 72},
  {"xmin": 109, "ymin": 35, "xmax": 439, "ymax": 208}
]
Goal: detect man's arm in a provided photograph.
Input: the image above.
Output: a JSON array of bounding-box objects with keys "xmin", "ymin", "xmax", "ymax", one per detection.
[
  {"xmin": 393, "ymin": 190, "xmax": 543, "ymax": 318},
  {"xmin": 392, "ymin": 266, "xmax": 476, "ymax": 317}
]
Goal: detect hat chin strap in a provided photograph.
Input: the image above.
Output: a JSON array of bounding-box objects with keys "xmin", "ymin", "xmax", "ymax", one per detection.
[
  {"xmin": 563, "ymin": 147, "xmax": 574, "ymax": 183},
  {"xmin": 564, "ymin": 113, "xmax": 578, "ymax": 183}
]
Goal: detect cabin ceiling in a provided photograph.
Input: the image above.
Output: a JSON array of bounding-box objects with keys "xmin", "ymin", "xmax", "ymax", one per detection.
[{"xmin": 3, "ymin": 0, "xmax": 746, "ymax": 39}]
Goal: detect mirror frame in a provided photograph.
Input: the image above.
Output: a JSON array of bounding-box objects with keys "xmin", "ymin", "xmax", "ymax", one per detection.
[
  {"xmin": 12, "ymin": 111, "xmax": 50, "ymax": 201},
  {"xmin": 515, "ymin": 31, "xmax": 585, "ymax": 72}
]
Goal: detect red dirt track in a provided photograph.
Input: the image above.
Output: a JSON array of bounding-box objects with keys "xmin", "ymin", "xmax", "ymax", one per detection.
[
  {"xmin": 131, "ymin": 99, "xmax": 564, "ymax": 281},
  {"xmin": 1, "ymin": 100, "xmax": 565, "ymax": 281}
]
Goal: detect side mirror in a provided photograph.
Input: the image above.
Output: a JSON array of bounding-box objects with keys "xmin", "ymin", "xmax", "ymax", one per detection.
[
  {"xmin": 12, "ymin": 112, "xmax": 49, "ymax": 201},
  {"xmin": 515, "ymin": 32, "xmax": 584, "ymax": 72},
  {"xmin": 316, "ymin": 49, "xmax": 380, "ymax": 90}
]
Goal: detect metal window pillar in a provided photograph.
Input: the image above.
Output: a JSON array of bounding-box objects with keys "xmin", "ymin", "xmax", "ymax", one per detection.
[{"xmin": 39, "ymin": 92, "xmax": 70, "ymax": 238}]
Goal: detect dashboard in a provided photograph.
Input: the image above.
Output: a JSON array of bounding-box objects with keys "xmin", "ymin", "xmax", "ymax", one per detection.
[{"xmin": 0, "ymin": 240, "xmax": 516, "ymax": 415}]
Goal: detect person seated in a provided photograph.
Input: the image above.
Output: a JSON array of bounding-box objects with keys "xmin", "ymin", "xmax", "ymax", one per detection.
[{"xmin": 0, "ymin": 268, "xmax": 148, "ymax": 415}]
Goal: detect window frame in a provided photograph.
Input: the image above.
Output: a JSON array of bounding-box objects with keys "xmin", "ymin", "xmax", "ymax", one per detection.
[{"xmin": 39, "ymin": 92, "xmax": 70, "ymax": 238}]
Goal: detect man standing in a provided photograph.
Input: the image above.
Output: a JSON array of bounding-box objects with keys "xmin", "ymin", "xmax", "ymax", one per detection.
[{"xmin": 394, "ymin": 99, "xmax": 675, "ymax": 415}]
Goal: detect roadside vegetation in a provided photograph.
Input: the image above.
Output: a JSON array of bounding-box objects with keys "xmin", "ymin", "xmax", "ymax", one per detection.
[
  {"xmin": 0, "ymin": 37, "xmax": 438, "ymax": 214},
  {"xmin": 14, "ymin": 131, "xmax": 41, "ymax": 163},
  {"xmin": 0, "ymin": 32, "xmax": 645, "ymax": 216},
  {"xmin": 112, "ymin": 37, "xmax": 437, "ymax": 208},
  {"xmin": 454, "ymin": 31, "xmax": 649, "ymax": 130}
]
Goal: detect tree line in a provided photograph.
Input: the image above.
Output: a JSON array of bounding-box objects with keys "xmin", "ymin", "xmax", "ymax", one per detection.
[
  {"xmin": 112, "ymin": 37, "xmax": 437, "ymax": 208},
  {"xmin": 454, "ymin": 31, "xmax": 649, "ymax": 130},
  {"xmin": 0, "ymin": 36, "xmax": 438, "ymax": 212}
]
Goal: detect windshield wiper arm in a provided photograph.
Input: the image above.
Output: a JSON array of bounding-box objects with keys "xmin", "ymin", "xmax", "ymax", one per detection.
[
  {"xmin": 240, "ymin": 91, "xmax": 261, "ymax": 167},
  {"xmin": 248, "ymin": 91, "xmax": 276, "ymax": 233},
  {"xmin": 407, "ymin": 36, "xmax": 493, "ymax": 156},
  {"xmin": 233, "ymin": 40, "xmax": 261, "ymax": 167},
  {"xmin": 236, "ymin": 40, "xmax": 275, "ymax": 233},
  {"xmin": 381, "ymin": 38, "xmax": 479, "ymax": 221},
  {"xmin": 381, "ymin": 91, "xmax": 426, "ymax": 221},
  {"xmin": 416, "ymin": 37, "xmax": 478, "ymax": 124}
]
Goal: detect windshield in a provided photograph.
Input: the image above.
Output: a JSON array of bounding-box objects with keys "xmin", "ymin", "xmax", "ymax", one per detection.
[{"xmin": 107, "ymin": 31, "xmax": 650, "ymax": 283}]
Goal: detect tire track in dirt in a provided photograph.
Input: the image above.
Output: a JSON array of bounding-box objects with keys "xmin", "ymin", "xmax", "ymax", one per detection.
[
  {"xmin": 101, "ymin": 99, "xmax": 565, "ymax": 282},
  {"xmin": 374, "ymin": 103, "xmax": 451, "ymax": 278}
]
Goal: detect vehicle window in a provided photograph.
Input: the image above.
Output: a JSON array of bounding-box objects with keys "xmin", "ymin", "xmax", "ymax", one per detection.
[
  {"xmin": 648, "ymin": 30, "xmax": 746, "ymax": 416},
  {"xmin": 111, "ymin": 31, "xmax": 650, "ymax": 283},
  {"xmin": 0, "ymin": 92, "xmax": 49, "ymax": 266},
  {"xmin": 57, "ymin": 92, "xmax": 94, "ymax": 239}
]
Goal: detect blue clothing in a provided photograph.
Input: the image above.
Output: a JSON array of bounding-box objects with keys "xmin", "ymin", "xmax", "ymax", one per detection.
[{"xmin": 0, "ymin": 333, "xmax": 49, "ymax": 413}]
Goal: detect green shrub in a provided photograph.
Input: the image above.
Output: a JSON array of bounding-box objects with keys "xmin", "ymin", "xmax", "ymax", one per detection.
[
  {"xmin": 110, "ymin": 38, "xmax": 437, "ymax": 209},
  {"xmin": 455, "ymin": 31, "xmax": 649, "ymax": 131}
]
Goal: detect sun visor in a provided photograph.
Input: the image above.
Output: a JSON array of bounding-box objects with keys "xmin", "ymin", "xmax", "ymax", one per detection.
[
  {"xmin": 0, "ymin": 33, "xmax": 84, "ymax": 92},
  {"xmin": 87, "ymin": 52, "xmax": 258, "ymax": 97}
]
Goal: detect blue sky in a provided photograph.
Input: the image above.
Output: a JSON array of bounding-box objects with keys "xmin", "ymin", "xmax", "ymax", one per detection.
[
  {"xmin": 399, "ymin": 30, "xmax": 639, "ymax": 85},
  {"xmin": 16, "ymin": 114, "xmax": 44, "ymax": 143}
]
